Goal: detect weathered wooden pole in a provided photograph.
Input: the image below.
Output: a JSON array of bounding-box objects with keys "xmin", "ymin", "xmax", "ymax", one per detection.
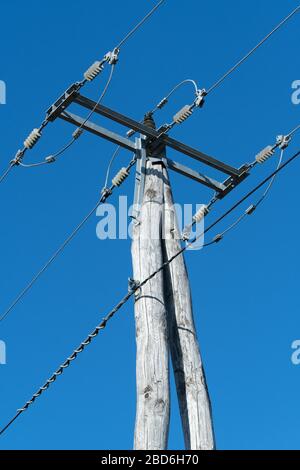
[
  {"xmin": 131, "ymin": 121, "xmax": 170, "ymax": 449},
  {"xmin": 162, "ymin": 166, "xmax": 215, "ymax": 450}
]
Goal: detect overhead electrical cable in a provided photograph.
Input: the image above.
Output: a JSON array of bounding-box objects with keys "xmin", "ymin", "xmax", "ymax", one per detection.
[
  {"xmin": 0, "ymin": 156, "xmax": 137, "ymax": 324},
  {"xmin": 1, "ymin": 146, "xmax": 300, "ymax": 437}
]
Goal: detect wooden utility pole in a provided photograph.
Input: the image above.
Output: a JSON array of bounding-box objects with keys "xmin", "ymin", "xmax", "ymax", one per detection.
[{"xmin": 131, "ymin": 117, "xmax": 215, "ymax": 450}]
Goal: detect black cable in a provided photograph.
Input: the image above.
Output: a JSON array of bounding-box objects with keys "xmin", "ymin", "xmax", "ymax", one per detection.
[{"xmin": 1, "ymin": 148, "xmax": 299, "ymax": 438}]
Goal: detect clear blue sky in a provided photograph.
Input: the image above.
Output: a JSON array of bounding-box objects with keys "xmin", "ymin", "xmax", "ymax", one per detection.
[{"xmin": 0, "ymin": 0, "xmax": 300, "ymax": 450}]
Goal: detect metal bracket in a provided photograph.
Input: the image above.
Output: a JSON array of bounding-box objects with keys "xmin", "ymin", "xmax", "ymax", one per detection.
[{"xmin": 46, "ymin": 83, "xmax": 82, "ymax": 122}]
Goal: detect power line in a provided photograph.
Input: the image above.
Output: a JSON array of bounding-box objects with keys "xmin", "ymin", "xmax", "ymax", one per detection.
[
  {"xmin": 0, "ymin": 164, "xmax": 14, "ymax": 185},
  {"xmin": 0, "ymin": 156, "xmax": 137, "ymax": 324},
  {"xmin": 1, "ymin": 147, "xmax": 299, "ymax": 437},
  {"xmin": 115, "ymin": 0, "xmax": 166, "ymax": 49},
  {"xmin": 0, "ymin": 1, "xmax": 166, "ymax": 183},
  {"xmin": 206, "ymin": 5, "xmax": 300, "ymax": 95},
  {"xmin": 288, "ymin": 123, "xmax": 300, "ymax": 138}
]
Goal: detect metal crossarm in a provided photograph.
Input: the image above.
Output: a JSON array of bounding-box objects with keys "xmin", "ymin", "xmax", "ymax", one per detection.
[
  {"xmin": 60, "ymin": 111, "xmax": 136, "ymax": 152},
  {"xmin": 73, "ymin": 94, "xmax": 241, "ymax": 176},
  {"xmin": 47, "ymin": 89, "xmax": 250, "ymax": 201}
]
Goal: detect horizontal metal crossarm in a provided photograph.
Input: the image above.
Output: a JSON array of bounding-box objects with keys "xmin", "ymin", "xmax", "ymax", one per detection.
[
  {"xmin": 165, "ymin": 158, "xmax": 226, "ymax": 192},
  {"xmin": 59, "ymin": 111, "xmax": 136, "ymax": 152},
  {"xmin": 74, "ymin": 94, "xmax": 159, "ymax": 139},
  {"xmin": 157, "ymin": 137, "xmax": 241, "ymax": 176},
  {"xmin": 73, "ymin": 94, "xmax": 241, "ymax": 176}
]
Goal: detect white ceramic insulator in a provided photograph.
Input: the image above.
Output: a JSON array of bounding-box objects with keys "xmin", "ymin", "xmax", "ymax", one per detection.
[
  {"xmin": 173, "ymin": 105, "xmax": 193, "ymax": 124},
  {"xmin": 193, "ymin": 205, "xmax": 208, "ymax": 224},
  {"xmin": 24, "ymin": 129, "xmax": 41, "ymax": 149},
  {"xmin": 112, "ymin": 168, "xmax": 129, "ymax": 187},
  {"xmin": 84, "ymin": 61, "xmax": 104, "ymax": 81},
  {"xmin": 255, "ymin": 146, "xmax": 275, "ymax": 164}
]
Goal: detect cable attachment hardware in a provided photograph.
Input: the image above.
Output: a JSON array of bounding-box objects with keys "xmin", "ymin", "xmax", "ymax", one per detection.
[
  {"xmin": 72, "ymin": 128, "xmax": 84, "ymax": 140},
  {"xmin": 157, "ymin": 97, "xmax": 168, "ymax": 110},
  {"xmin": 128, "ymin": 278, "xmax": 140, "ymax": 295},
  {"xmin": 24, "ymin": 128, "xmax": 42, "ymax": 149},
  {"xmin": 101, "ymin": 186, "xmax": 113, "ymax": 200},
  {"xmin": 45, "ymin": 156, "xmax": 56, "ymax": 164},
  {"xmin": 84, "ymin": 61, "xmax": 105, "ymax": 82},
  {"xmin": 105, "ymin": 48, "xmax": 120, "ymax": 65},
  {"xmin": 276, "ymin": 134, "xmax": 291, "ymax": 150},
  {"xmin": 173, "ymin": 105, "xmax": 194, "ymax": 124},
  {"xmin": 112, "ymin": 167, "xmax": 129, "ymax": 187},
  {"xmin": 255, "ymin": 145, "xmax": 275, "ymax": 164},
  {"xmin": 245, "ymin": 204, "xmax": 256, "ymax": 215},
  {"xmin": 10, "ymin": 150, "xmax": 24, "ymax": 166},
  {"xmin": 194, "ymin": 89, "xmax": 207, "ymax": 108},
  {"xmin": 213, "ymin": 234, "xmax": 223, "ymax": 243},
  {"xmin": 193, "ymin": 205, "xmax": 209, "ymax": 224}
]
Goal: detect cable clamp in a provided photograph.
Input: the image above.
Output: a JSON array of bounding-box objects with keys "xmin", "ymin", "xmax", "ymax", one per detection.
[
  {"xmin": 45, "ymin": 155, "xmax": 56, "ymax": 164},
  {"xmin": 105, "ymin": 48, "xmax": 120, "ymax": 65},
  {"xmin": 245, "ymin": 204, "xmax": 256, "ymax": 215},
  {"xmin": 128, "ymin": 278, "xmax": 140, "ymax": 294},
  {"xmin": 72, "ymin": 128, "xmax": 84, "ymax": 140},
  {"xmin": 101, "ymin": 187, "xmax": 113, "ymax": 199},
  {"xmin": 10, "ymin": 150, "xmax": 23, "ymax": 166},
  {"xmin": 213, "ymin": 234, "xmax": 223, "ymax": 243},
  {"xmin": 157, "ymin": 97, "xmax": 168, "ymax": 110},
  {"xmin": 181, "ymin": 224, "xmax": 192, "ymax": 242},
  {"xmin": 276, "ymin": 134, "xmax": 291, "ymax": 150},
  {"xmin": 194, "ymin": 89, "xmax": 207, "ymax": 108}
]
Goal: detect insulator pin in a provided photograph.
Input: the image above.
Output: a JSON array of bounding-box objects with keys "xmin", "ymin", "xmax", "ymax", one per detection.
[
  {"xmin": 112, "ymin": 167, "xmax": 129, "ymax": 187},
  {"xmin": 193, "ymin": 205, "xmax": 208, "ymax": 224},
  {"xmin": 24, "ymin": 129, "xmax": 41, "ymax": 149},
  {"xmin": 255, "ymin": 145, "xmax": 275, "ymax": 164},
  {"xmin": 173, "ymin": 105, "xmax": 193, "ymax": 124},
  {"xmin": 84, "ymin": 61, "xmax": 104, "ymax": 81}
]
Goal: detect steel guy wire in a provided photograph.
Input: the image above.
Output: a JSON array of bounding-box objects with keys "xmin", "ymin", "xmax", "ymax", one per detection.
[
  {"xmin": 206, "ymin": 5, "xmax": 300, "ymax": 95},
  {"xmin": 0, "ymin": 156, "xmax": 137, "ymax": 325},
  {"xmin": 1, "ymin": 147, "xmax": 300, "ymax": 437}
]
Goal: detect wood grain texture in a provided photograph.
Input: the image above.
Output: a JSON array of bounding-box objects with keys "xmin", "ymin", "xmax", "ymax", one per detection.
[
  {"xmin": 131, "ymin": 160, "xmax": 170, "ymax": 450},
  {"xmin": 162, "ymin": 166, "xmax": 215, "ymax": 450}
]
